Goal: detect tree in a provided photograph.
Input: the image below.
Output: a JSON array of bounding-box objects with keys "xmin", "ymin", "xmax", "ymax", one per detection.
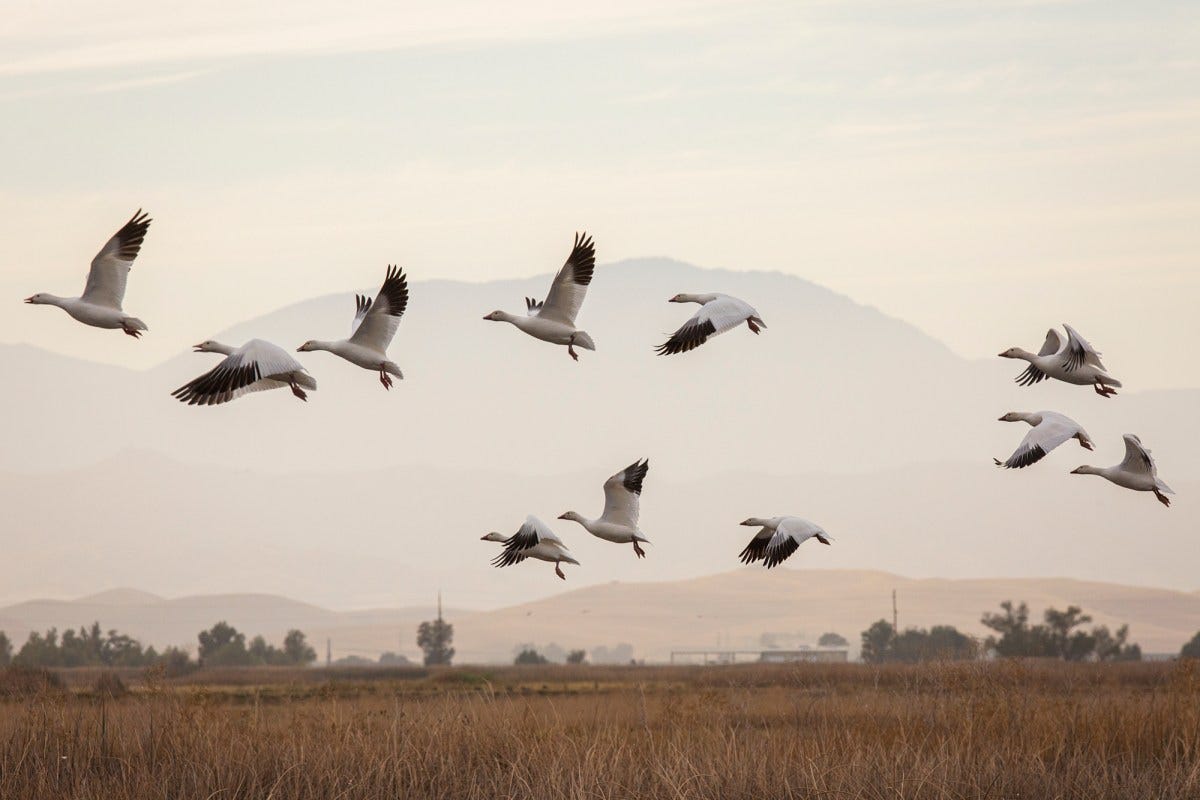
[
  {"xmin": 197, "ymin": 621, "xmax": 250, "ymax": 666},
  {"xmin": 566, "ymin": 649, "xmax": 587, "ymax": 664},
  {"xmin": 379, "ymin": 651, "xmax": 412, "ymax": 666},
  {"xmin": 515, "ymin": 648, "xmax": 548, "ymax": 665},
  {"xmin": 0, "ymin": 631, "xmax": 12, "ymax": 666},
  {"xmin": 1182, "ymin": 631, "xmax": 1200, "ymax": 660},
  {"xmin": 417, "ymin": 596, "xmax": 454, "ymax": 666},
  {"xmin": 982, "ymin": 601, "xmax": 1141, "ymax": 661},
  {"xmin": 283, "ymin": 630, "xmax": 317, "ymax": 665},
  {"xmin": 818, "ymin": 632, "xmax": 848, "ymax": 648},
  {"xmin": 860, "ymin": 620, "xmax": 894, "ymax": 664},
  {"xmin": 1042, "ymin": 605, "xmax": 1094, "ymax": 661}
]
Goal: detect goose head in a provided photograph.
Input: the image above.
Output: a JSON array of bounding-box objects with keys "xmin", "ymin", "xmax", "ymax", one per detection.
[
  {"xmin": 998, "ymin": 347, "xmax": 1027, "ymax": 359},
  {"xmin": 483, "ymin": 311, "xmax": 506, "ymax": 322},
  {"xmin": 193, "ymin": 340, "xmax": 221, "ymax": 353},
  {"xmin": 480, "ymin": 532, "xmax": 507, "ymax": 542},
  {"xmin": 24, "ymin": 293, "xmax": 52, "ymax": 305},
  {"xmin": 297, "ymin": 340, "xmax": 318, "ymax": 352},
  {"xmin": 740, "ymin": 517, "xmax": 769, "ymax": 527},
  {"xmin": 557, "ymin": 511, "xmax": 584, "ymax": 523}
]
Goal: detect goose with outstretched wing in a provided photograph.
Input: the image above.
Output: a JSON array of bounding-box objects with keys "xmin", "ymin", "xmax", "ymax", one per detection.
[
  {"xmin": 172, "ymin": 339, "xmax": 317, "ymax": 406},
  {"xmin": 994, "ymin": 411, "xmax": 1093, "ymax": 469},
  {"xmin": 482, "ymin": 515, "xmax": 580, "ymax": 580},
  {"xmin": 738, "ymin": 517, "xmax": 833, "ymax": 569},
  {"xmin": 25, "ymin": 210, "xmax": 152, "ymax": 338},
  {"xmin": 298, "ymin": 265, "xmax": 408, "ymax": 389},
  {"xmin": 999, "ymin": 324, "xmax": 1121, "ymax": 397},
  {"xmin": 560, "ymin": 459, "xmax": 651, "ymax": 558},
  {"xmin": 1072, "ymin": 434, "xmax": 1175, "ymax": 507},
  {"xmin": 483, "ymin": 233, "xmax": 597, "ymax": 361},
  {"xmin": 656, "ymin": 293, "xmax": 765, "ymax": 356}
]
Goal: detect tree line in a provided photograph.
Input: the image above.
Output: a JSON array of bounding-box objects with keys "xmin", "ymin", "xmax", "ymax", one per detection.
[
  {"xmin": 0, "ymin": 621, "xmax": 315, "ymax": 669},
  {"xmin": 859, "ymin": 600, "xmax": 1147, "ymax": 663}
]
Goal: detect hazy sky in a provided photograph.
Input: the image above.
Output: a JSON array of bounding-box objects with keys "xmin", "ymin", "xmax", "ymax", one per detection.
[{"xmin": 2, "ymin": 0, "xmax": 1198, "ymax": 389}]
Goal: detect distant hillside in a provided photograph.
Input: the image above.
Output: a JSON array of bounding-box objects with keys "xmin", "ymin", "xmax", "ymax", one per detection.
[
  {"xmin": 0, "ymin": 456, "xmax": 1195, "ymax": 610},
  {"xmin": 1, "ymin": 570, "xmax": 1195, "ymax": 663}
]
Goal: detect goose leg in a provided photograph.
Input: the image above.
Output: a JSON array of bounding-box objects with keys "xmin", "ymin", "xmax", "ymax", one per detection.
[
  {"xmin": 1094, "ymin": 382, "xmax": 1117, "ymax": 398},
  {"xmin": 379, "ymin": 366, "xmax": 392, "ymax": 390},
  {"xmin": 122, "ymin": 325, "xmax": 142, "ymax": 339},
  {"xmin": 746, "ymin": 319, "xmax": 760, "ymax": 335},
  {"xmin": 290, "ymin": 379, "xmax": 308, "ymax": 401},
  {"xmin": 555, "ymin": 562, "xmax": 566, "ymax": 580},
  {"xmin": 1155, "ymin": 490, "xmax": 1171, "ymax": 508},
  {"xmin": 633, "ymin": 541, "xmax": 645, "ymax": 559},
  {"xmin": 567, "ymin": 335, "xmax": 579, "ymax": 362}
]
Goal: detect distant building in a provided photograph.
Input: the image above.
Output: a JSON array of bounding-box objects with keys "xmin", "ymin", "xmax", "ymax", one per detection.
[{"xmin": 669, "ymin": 647, "xmax": 848, "ymax": 665}]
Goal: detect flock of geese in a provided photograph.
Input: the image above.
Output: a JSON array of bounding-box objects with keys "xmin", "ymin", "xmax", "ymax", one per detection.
[{"xmin": 25, "ymin": 211, "xmax": 1174, "ymax": 581}]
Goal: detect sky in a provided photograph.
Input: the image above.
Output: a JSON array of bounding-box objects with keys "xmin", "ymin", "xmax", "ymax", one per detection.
[{"xmin": 2, "ymin": 0, "xmax": 1199, "ymax": 390}]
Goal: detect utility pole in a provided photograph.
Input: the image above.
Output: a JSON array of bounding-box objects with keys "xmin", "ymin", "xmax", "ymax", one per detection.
[
  {"xmin": 892, "ymin": 589, "xmax": 898, "ymax": 633},
  {"xmin": 326, "ymin": 637, "xmax": 331, "ymax": 668}
]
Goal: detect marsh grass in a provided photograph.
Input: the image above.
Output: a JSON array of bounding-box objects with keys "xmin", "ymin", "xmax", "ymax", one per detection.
[{"xmin": 1, "ymin": 660, "xmax": 1197, "ymax": 798}]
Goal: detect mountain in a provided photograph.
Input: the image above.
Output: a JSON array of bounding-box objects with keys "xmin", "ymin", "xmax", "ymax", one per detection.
[
  {"xmin": 4, "ymin": 259, "xmax": 1197, "ymax": 478},
  {"xmin": 2, "ymin": 570, "xmax": 1195, "ymax": 663}
]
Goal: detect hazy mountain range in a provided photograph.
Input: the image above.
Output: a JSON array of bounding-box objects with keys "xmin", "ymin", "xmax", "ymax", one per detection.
[
  {"xmin": 2, "ymin": 570, "xmax": 1197, "ymax": 663},
  {"xmin": 1, "ymin": 259, "xmax": 1195, "ymax": 612}
]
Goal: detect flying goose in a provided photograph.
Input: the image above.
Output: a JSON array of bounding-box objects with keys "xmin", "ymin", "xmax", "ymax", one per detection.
[
  {"xmin": 994, "ymin": 411, "xmax": 1094, "ymax": 469},
  {"xmin": 738, "ymin": 517, "xmax": 832, "ymax": 568},
  {"xmin": 656, "ymin": 293, "xmax": 765, "ymax": 356},
  {"xmin": 483, "ymin": 233, "xmax": 596, "ymax": 361},
  {"xmin": 172, "ymin": 339, "xmax": 317, "ymax": 405},
  {"xmin": 24, "ymin": 210, "xmax": 152, "ymax": 338},
  {"xmin": 559, "ymin": 458, "xmax": 651, "ymax": 558},
  {"xmin": 298, "ymin": 266, "xmax": 408, "ymax": 389},
  {"xmin": 482, "ymin": 515, "xmax": 580, "ymax": 579},
  {"xmin": 1072, "ymin": 434, "xmax": 1175, "ymax": 507},
  {"xmin": 999, "ymin": 324, "xmax": 1121, "ymax": 397}
]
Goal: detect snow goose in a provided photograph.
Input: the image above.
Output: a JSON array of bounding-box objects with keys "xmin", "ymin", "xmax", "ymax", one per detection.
[
  {"xmin": 483, "ymin": 233, "xmax": 596, "ymax": 361},
  {"xmin": 656, "ymin": 293, "xmax": 765, "ymax": 355},
  {"xmin": 171, "ymin": 339, "xmax": 317, "ymax": 405},
  {"xmin": 738, "ymin": 517, "xmax": 832, "ymax": 568},
  {"xmin": 994, "ymin": 411, "xmax": 1094, "ymax": 469},
  {"xmin": 298, "ymin": 265, "xmax": 408, "ymax": 389},
  {"xmin": 999, "ymin": 324, "xmax": 1121, "ymax": 397},
  {"xmin": 559, "ymin": 459, "xmax": 651, "ymax": 558},
  {"xmin": 1071, "ymin": 434, "xmax": 1175, "ymax": 507},
  {"xmin": 24, "ymin": 210, "xmax": 152, "ymax": 338},
  {"xmin": 482, "ymin": 515, "xmax": 580, "ymax": 580}
]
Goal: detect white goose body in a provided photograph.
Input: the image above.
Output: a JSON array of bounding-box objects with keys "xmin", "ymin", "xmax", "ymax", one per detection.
[
  {"xmin": 483, "ymin": 515, "xmax": 580, "ymax": 580},
  {"xmin": 172, "ymin": 339, "xmax": 317, "ymax": 406},
  {"xmin": 1072, "ymin": 434, "xmax": 1175, "ymax": 506},
  {"xmin": 656, "ymin": 293, "xmax": 765, "ymax": 355},
  {"xmin": 560, "ymin": 459, "xmax": 650, "ymax": 558},
  {"xmin": 994, "ymin": 411, "xmax": 1094, "ymax": 469},
  {"xmin": 299, "ymin": 266, "xmax": 408, "ymax": 389},
  {"xmin": 25, "ymin": 210, "xmax": 152, "ymax": 338},
  {"xmin": 738, "ymin": 516, "xmax": 832, "ymax": 569},
  {"xmin": 484, "ymin": 233, "xmax": 597, "ymax": 361},
  {"xmin": 1000, "ymin": 324, "xmax": 1121, "ymax": 396}
]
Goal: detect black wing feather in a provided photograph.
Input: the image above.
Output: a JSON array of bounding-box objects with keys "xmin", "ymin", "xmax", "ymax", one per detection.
[
  {"xmin": 566, "ymin": 233, "xmax": 595, "ymax": 286},
  {"xmin": 762, "ymin": 536, "xmax": 800, "ymax": 569},
  {"xmin": 111, "ymin": 209, "xmax": 152, "ymax": 262},
  {"xmin": 171, "ymin": 361, "xmax": 262, "ymax": 406},
  {"xmin": 622, "ymin": 459, "xmax": 649, "ymax": 495},
  {"xmin": 379, "ymin": 265, "xmax": 409, "ymax": 317},
  {"xmin": 656, "ymin": 319, "xmax": 717, "ymax": 356}
]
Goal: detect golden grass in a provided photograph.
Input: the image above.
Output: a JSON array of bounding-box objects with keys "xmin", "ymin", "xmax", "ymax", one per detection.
[{"xmin": 2, "ymin": 660, "xmax": 1198, "ymax": 799}]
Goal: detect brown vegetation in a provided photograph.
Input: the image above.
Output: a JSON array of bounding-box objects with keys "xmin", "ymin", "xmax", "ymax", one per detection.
[{"xmin": 1, "ymin": 661, "xmax": 1198, "ymax": 799}]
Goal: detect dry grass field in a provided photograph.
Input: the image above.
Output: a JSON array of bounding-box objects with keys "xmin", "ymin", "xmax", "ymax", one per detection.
[{"xmin": 2, "ymin": 661, "xmax": 1199, "ymax": 799}]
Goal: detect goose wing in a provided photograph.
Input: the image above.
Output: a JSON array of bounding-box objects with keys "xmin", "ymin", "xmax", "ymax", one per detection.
[
  {"xmin": 762, "ymin": 518, "xmax": 826, "ymax": 568},
  {"xmin": 738, "ymin": 527, "xmax": 774, "ymax": 565},
  {"xmin": 81, "ymin": 210, "xmax": 152, "ymax": 310},
  {"xmin": 536, "ymin": 233, "xmax": 595, "ymax": 326},
  {"xmin": 1062, "ymin": 324, "xmax": 1106, "ymax": 372},
  {"xmin": 656, "ymin": 295, "xmax": 754, "ymax": 356},
  {"xmin": 171, "ymin": 340, "xmax": 308, "ymax": 406},
  {"xmin": 1117, "ymin": 434, "xmax": 1155, "ymax": 476},
  {"xmin": 600, "ymin": 459, "xmax": 649, "ymax": 528},
  {"xmin": 1038, "ymin": 328, "xmax": 1064, "ymax": 357},
  {"xmin": 995, "ymin": 414, "xmax": 1081, "ymax": 469},
  {"xmin": 349, "ymin": 266, "xmax": 408, "ymax": 351},
  {"xmin": 492, "ymin": 516, "xmax": 562, "ymax": 567}
]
